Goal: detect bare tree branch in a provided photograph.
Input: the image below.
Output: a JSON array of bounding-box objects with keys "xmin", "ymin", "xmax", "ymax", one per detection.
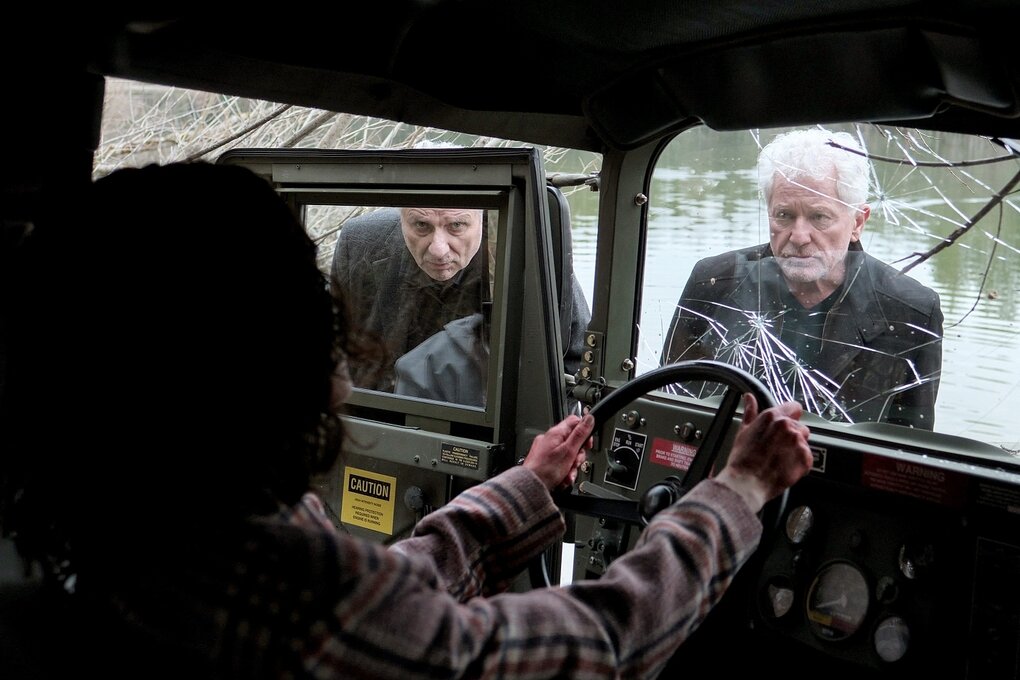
[
  {"xmin": 828, "ymin": 140, "xmax": 1019, "ymax": 168},
  {"xmin": 946, "ymin": 204, "xmax": 1004, "ymax": 329},
  {"xmin": 900, "ymin": 167, "xmax": 1020, "ymax": 274},
  {"xmin": 281, "ymin": 110, "xmax": 337, "ymax": 148},
  {"xmin": 183, "ymin": 103, "xmax": 293, "ymax": 161}
]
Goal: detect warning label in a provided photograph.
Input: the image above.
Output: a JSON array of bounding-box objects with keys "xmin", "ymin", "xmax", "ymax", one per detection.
[
  {"xmin": 861, "ymin": 456, "xmax": 967, "ymax": 508},
  {"xmin": 440, "ymin": 442, "xmax": 480, "ymax": 470},
  {"xmin": 341, "ymin": 467, "xmax": 397, "ymax": 535},
  {"xmin": 975, "ymin": 482, "xmax": 1020, "ymax": 515},
  {"xmin": 651, "ymin": 437, "xmax": 697, "ymax": 472}
]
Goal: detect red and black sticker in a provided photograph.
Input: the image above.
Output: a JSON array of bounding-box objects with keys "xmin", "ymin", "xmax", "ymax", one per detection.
[
  {"xmin": 650, "ymin": 437, "xmax": 697, "ymax": 472},
  {"xmin": 861, "ymin": 455, "xmax": 968, "ymax": 508}
]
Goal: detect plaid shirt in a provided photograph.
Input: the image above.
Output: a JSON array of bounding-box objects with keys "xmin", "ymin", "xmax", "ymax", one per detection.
[{"xmin": 92, "ymin": 467, "xmax": 759, "ymax": 679}]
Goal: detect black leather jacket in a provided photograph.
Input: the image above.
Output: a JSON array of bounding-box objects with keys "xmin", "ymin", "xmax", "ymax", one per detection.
[{"xmin": 662, "ymin": 242, "xmax": 943, "ymax": 429}]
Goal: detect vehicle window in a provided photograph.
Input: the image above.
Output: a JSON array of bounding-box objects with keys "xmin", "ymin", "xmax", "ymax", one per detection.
[
  {"xmin": 98, "ymin": 77, "xmax": 602, "ymax": 413},
  {"xmin": 309, "ymin": 203, "xmax": 498, "ymax": 408},
  {"xmin": 640, "ymin": 125, "xmax": 1020, "ymax": 447}
]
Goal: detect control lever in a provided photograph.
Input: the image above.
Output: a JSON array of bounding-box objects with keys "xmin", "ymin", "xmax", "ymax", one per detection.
[
  {"xmin": 554, "ymin": 482, "xmax": 642, "ymax": 525},
  {"xmin": 577, "ymin": 480, "xmax": 629, "ymax": 500},
  {"xmin": 555, "ymin": 477, "xmax": 690, "ymax": 526}
]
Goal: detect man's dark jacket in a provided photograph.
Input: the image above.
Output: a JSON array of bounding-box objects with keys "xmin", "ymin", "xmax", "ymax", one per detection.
[
  {"xmin": 394, "ymin": 313, "xmax": 488, "ymax": 407},
  {"xmin": 332, "ymin": 208, "xmax": 590, "ymax": 393},
  {"xmin": 662, "ymin": 242, "xmax": 943, "ymax": 429}
]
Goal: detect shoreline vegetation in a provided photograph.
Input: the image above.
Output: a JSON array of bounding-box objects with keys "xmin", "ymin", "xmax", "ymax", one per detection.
[{"xmin": 96, "ymin": 78, "xmax": 597, "ymax": 272}]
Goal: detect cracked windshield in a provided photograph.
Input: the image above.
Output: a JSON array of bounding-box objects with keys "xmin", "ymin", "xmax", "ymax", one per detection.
[
  {"xmin": 632, "ymin": 125, "xmax": 1019, "ymax": 450},
  {"xmin": 98, "ymin": 82, "xmax": 1017, "ymax": 452}
]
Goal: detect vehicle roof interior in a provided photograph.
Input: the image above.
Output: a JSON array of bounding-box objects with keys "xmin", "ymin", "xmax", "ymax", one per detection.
[
  {"xmin": 5, "ymin": 4, "xmax": 1020, "ymax": 228},
  {"xmin": 32, "ymin": 3, "xmax": 1020, "ymax": 150}
]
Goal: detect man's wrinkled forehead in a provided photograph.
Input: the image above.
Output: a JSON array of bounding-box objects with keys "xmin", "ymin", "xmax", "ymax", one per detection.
[
  {"xmin": 768, "ymin": 168, "xmax": 864, "ymax": 217},
  {"xmin": 401, "ymin": 207, "xmax": 482, "ymax": 225}
]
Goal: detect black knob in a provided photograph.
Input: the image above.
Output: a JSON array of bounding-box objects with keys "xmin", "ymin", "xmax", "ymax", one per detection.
[
  {"xmin": 640, "ymin": 476, "xmax": 687, "ymax": 524},
  {"xmin": 404, "ymin": 486, "xmax": 426, "ymax": 513}
]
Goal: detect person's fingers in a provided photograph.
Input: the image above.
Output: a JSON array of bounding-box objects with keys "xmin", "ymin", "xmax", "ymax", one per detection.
[
  {"xmin": 568, "ymin": 450, "xmax": 587, "ymax": 482},
  {"xmin": 741, "ymin": 393, "xmax": 759, "ymax": 425},
  {"xmin": 556, "ymin": 450, "xmax": 586, "ymax": 490},
  {"xmin": 771, "ymin": 405, "xmax": 810, "ymax": 443},
  {"xmin": 562, "ymin": 413, "xmax": 595, "ymax": 454},
  {"xmin": 773, "ymin": 400, "xmax": 804, "ymax": 421},
  {"xmin": 764, "ymin": 413, "xmax": 805, "ymax": 447},
  {"xmin": 546, "ymin": 414, "xmax": 581, "ymax": 440},
  {"xmin": 529, "ymin": 415, "xmax": 580, "ymax": 456}
]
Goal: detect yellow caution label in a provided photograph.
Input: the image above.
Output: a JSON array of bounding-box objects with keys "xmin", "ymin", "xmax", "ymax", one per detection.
[{"xmin": 340, "ymin": 467, "xmax": 397, "ymax": 535}]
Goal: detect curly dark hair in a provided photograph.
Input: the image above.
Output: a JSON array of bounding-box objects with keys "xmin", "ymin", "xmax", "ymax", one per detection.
[{"xmin": 3, "ymin": 162, "xmax": 380, "ymax": 576}]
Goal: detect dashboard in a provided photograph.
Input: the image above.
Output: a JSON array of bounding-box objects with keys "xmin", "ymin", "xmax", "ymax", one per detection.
[{"xmin": 568, "ymin": 396, "xmax": 1020, "ymax": 678}]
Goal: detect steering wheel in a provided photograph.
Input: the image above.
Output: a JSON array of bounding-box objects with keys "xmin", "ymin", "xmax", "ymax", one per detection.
[{"xmin": 556, "ymin": 359, "xmax": 787, "ymax": 534}]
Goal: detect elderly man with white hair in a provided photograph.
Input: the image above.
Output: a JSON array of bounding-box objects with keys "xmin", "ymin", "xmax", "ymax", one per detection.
[{"xmin": 662, "ymin": 128, "xmax": 943, "ymax": 429}]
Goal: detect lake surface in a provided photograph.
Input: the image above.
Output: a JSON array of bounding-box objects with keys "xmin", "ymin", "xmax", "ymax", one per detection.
[{"xmin": 557, "ymin": 126, "xmax": 1020, "ymax": 448}]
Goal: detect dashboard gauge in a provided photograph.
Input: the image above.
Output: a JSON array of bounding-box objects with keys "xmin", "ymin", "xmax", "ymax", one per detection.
[
  {"xmin": 898, "ymin": 542, "xmax": 935, "ymax": 580},
  {"xmin": 874, "ymin": 615, "xmax": 911, "ymax": 663},
  {"xmin": 806, "ymin": 561, "xmax": 871, "ymax": 641},
  {"xmin": 765, "ymin": 581, "xmax": 795, "ymax": 619},
  {"xmin": 785, "ymin": 505, "xmax": 814, "ymax": 544}
]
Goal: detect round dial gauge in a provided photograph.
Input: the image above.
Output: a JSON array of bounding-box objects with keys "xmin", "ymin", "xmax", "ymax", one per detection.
[
  {"xmin": 785, "ymin": 505, "xmax": 814, "ymax": 544},
  {"xmin": 874, "ymin": 615, "xmax": 911, "ymax": 663},
  {"xmin": 806, "ymin": 561, "xmax": 870, "ymax": 641},
  {"xmin": 766, "ymin": 582, "xmax": 795, "ymax": 619}
]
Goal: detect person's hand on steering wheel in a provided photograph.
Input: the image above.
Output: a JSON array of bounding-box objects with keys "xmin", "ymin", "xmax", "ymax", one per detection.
[
  {"xmin": 714, "ymin": 394, "xmax": 814, "ymax": 514},
  {"xmin": 523, "ymin": 413, "xmax": 596, "ymax": 491}
]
